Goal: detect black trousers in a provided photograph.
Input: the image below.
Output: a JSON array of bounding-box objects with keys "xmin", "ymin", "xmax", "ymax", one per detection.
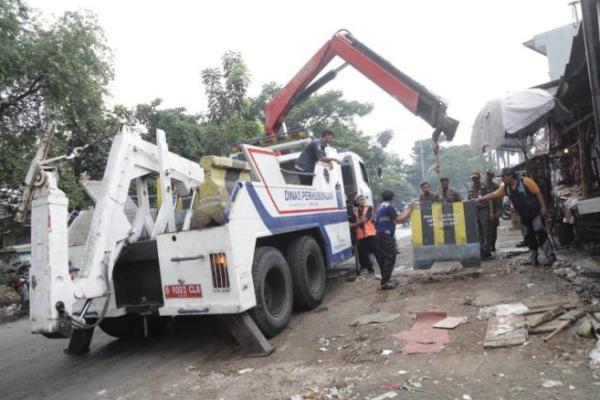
[
  {"xmin": 357, "ymin": 236, "xmax": 375, "ymax": 271},
  {"xmin": 489, "ymin": 217, "xmax": 499, "ymax": 250},
  {"xmin": 522, "ymin": 215, "xmax": 548, "ymax": 252},
  {"xmin": 476, "ymin": 207, "xmax": 491, "ymax": 256},
  {"xmin": 375, "ymin": 234, "xmax": 396, "ymax": 285}
]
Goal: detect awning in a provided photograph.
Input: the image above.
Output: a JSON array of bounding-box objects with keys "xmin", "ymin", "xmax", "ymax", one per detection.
[{"xmin": 470, "ymin": 89, "xmax": 556, "ymax": 152}]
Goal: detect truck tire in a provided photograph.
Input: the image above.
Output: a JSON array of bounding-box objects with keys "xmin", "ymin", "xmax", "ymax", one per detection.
[
  {"xmin": 98, "ymin": 315, "xmax": 169, "ymax": 340},
  {"xmin": 286, "ymin": 236, "xmax": 326, "ymax": 310},
  {"xmin": 251, "ymin": 246, "xmax": 293, "ymax": 337}
]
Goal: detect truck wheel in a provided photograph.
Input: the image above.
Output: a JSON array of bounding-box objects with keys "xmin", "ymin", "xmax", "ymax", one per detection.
[
  {"xmin": 251, "ymin": 246, "xmax": 293, "ymax": 337},
  {"xmin": 286, "ymin": 236, "xmax": 326, "ymax": 310},
  {"xmin": 98, "ymin": 315, "xmax": 169, "ymax": 340}
]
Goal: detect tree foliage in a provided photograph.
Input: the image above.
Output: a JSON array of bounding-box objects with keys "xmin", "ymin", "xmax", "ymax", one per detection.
[
  {"xmin": 201, "ymin": 51, "xmax": 251, "ymax": 124},
  {"xmin": 0, "ymin": 0, "xmax": 115, "ymax": 236},
  {"xmin": 406, "ymin": 139, "xmax": 495, "ymax": 197}
]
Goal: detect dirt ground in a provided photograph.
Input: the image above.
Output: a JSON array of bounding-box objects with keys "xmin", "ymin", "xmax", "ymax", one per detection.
[{"xmin": 2, "ymin": 223, "xmax": 600, "ymax": 400}]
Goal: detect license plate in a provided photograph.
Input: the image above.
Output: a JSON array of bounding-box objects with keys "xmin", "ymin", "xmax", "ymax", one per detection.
[{"xmin": 164, "ymin": 284, "xmax": 202, "ymax": 298}]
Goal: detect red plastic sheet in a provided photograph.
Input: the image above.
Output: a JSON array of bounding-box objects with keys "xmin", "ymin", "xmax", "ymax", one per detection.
[{"xmin": 392, "ymin": 310, "xmax": 451, "ymax": 354}]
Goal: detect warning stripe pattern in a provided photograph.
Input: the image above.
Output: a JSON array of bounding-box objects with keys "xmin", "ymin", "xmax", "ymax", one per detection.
[{"xmin": 411, "ymin": 201, "xmax": 477, "ymax": 247}]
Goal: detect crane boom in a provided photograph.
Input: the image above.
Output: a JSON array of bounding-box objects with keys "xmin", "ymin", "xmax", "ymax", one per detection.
[{"xmin": 264, "ymin": 30, "xmax": 458, "ymax": 140}]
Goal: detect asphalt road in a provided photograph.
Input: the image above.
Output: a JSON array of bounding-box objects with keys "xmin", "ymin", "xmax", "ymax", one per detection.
[
  {"xmin": 0, "ymin": 231, "xmax": 413, "ymax": 400},
  {"xmin": 0, "ymin": 317, "xmax": 234, "ymax": 400}
]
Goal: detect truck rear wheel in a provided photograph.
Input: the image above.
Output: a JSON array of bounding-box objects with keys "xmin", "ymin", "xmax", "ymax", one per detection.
[
  {"xmin": 287, "ymin": 236, "xmax": 326, "ymax": 310},
  {"xmin": 98, "ymin": 315, "xmax": 169, "ymax": 340},
  {"xmin": 251, "ymin": 246, "xmax": 293, "ymax": 337}
]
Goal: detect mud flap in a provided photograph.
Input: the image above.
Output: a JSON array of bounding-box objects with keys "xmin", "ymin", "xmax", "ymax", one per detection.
[
  {"xmin": 64, "ymin": 328, "xmax": 94, "ymax": 355},
  {"xmin": 224, "ymin": 312, "xmax": 274, "ymax": 357}
]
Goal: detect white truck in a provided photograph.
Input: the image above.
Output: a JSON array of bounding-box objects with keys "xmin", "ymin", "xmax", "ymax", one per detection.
[
  {"xmin": 26, "ymin": 127, "xmax": 371, "ymax": 355},
  {"xmin": 22, "ymin": 30, "xmax": 458, "ymax": 355}
]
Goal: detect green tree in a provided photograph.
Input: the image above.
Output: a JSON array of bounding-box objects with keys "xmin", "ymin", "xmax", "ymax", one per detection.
[
  {"xmin": 0, "ymin": 0, "xmax": 114, "ymax": 234},
  {"xmin": 201, "ymin": 51, "xmax": 251, "ymax": 124}
]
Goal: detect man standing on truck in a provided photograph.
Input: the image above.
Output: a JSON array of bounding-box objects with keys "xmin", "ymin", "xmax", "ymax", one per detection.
[
  {"xmin": 294, "ymin": 129, "xmax": 340, "ymax": 185},
  {"xmin": 350, "ymin": 194, "xmax": 376, "ymax": 275},
  {"xmin": 477, "ymin": 168, "xmax": 556, "ymax": 266},
  {"xmin": 439, "ymin": 177, "xmax": 462, "ymax": 203},
  {"xmin": 375, "ymin": 190, "xmax": 414, "ymax": 290}
]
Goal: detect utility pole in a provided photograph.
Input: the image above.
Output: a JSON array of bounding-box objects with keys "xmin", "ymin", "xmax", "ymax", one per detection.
[{"xmin": 419, "ymin": 141, "xmax": 425, "ymax": 181}]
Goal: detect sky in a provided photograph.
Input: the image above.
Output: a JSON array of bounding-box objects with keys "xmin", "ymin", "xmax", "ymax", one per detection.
[{"xmin": 29, "ymin": 0, "xmax": 579, "ymax": 161}]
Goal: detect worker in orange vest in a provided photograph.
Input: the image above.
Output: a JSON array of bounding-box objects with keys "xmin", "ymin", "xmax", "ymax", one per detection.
[{"xmin": 350, "ymin": 194, "xmax": 377, "ymax": 275}]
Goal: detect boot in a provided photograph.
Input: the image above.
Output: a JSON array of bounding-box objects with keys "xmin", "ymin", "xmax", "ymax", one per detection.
[
  {"xmin": 522, "ymin": 250, "xmax": 538, "ymax": 266},
  {"xmin": 542, "ymin": 253, "xmax": 556, "ymax": 267},
  {"xmin": 541, "ymin": 241, "xmax": 556, "ymax": 267}
]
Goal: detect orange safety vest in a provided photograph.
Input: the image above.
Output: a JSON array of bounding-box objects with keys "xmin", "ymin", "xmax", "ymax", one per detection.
[{"xmin": 354, "ymin": 206, "xmax": 376, "ymax": 240}]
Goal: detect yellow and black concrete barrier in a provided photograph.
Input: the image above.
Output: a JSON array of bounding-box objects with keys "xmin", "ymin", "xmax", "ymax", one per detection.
[{"xmin": 410, "ymin": 201, "xmax": 481, "ymax": 269}]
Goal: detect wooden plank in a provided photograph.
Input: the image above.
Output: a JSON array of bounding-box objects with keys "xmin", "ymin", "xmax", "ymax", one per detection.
[
  {"xmin": 484, "ymin": 316, "xmax": 527, "ymax": 348},
  {"xmin": 433, "ymin": 316, "xmax": 467, "ymax": 329}
]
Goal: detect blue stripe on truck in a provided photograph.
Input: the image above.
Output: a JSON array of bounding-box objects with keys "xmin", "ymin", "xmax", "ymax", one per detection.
[{"xmin": 244, "ymin": 182, "xmax": 352, "ymax": 266}]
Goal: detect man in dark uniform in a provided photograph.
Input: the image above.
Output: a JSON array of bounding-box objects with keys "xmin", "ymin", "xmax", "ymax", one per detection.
[
  {"xmin": 374, "ymin": 190, "xmax": 414, "ymax": 290},
  {"xmin": 439, "ymin": 177, "xmax": 462, "ymax": 203},
  {"xmin": 418, "ymin": 181, "xmax": 440, "ymax": 203},
  {"xmin": 485, "ymin": 170, "xmax": 502, "ymax": 252},
  {"xmin": 468, "ymin": 171, "xmax": 493, "ymax": 259},
  {"xmin": 294, "ymin": 129, "xmax": 339, "ymax": 185}
]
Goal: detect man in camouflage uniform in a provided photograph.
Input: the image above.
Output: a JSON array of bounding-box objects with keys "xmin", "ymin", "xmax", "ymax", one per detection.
[
  {"xmin": 485, "ymin": 170, "xmax": 502, "ymax": 252},
  {"xmin": 468, "ymin": 171, "xmax": 493, "ymax": 258},
  {"xmin": 419, "ymin": 181, "xmax": 440, "ymax": 203},
  {"xmin": 439, "ymin": 177, "xmax": 462, "ymax": 203}
]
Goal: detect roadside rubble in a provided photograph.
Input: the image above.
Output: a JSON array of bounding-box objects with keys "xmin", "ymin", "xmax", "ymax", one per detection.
[
  {"xmin": 0, "ymin": 285, "xmax": 20, "ymax": 307},
  {"xmin": 0, "ymin": 285, "xmax": 22, "ymax": 323}
]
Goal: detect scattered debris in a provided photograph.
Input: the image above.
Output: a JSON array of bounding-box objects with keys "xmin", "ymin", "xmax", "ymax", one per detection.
[
  {"xmin": 526, "ymin": 283, "xmax": 535, "ymax": 288},
  {"xmin": 313, "ymin": 306, "xmax": 328, "ymax": 313},
  {"xmin": 350, "ymin": 311, "xmax": 401, "ymax": 327},
  {"xmin": 397, "ymin": 370, "xmax": 409, "ymax": 375},
  {"xmin": 238, "ymin": 368, "xmax": 254, "ymax": 374},
  {"xmin": 402, "ymin": 376, "xmax": 432, "ymax": 393},
  {"xmin": 97, "ymin": 389, "xmax": 107, "ymax": 396},
  {"xmin": 478, "ymin": 303, "xmax": 529, "ymax": 320},
  {"xmin": 544, "ymin": 309, "xmax": 590, "ymax": 342},
  {"xmin": 371, "ymin": 391, "xmax": 398, "ymax": 400},
  {"xmin": 0, "ymin": 303, "xmax": 20, "ymax": 320},
  {"xmin": 0, "ymin": 286, "xmax": 20, "ymax": 307},
  {"xmin": 541, "ymin": 380, "xmax": 563, "ymax": 388},
  {"xmin": 380, "ymin": 383, "xmax": 400, "ymax": 390},
  {"xmin": 462, "ymin": 394, "xmax": 472, "ymax": 400},
  {"xmin": 589, "ymin": 340, "xmax": 600, "ymax": 366},
  {"xmin": 381, "ymin": 349, "xmax": 393, "ymax": 356},
  {"xmin": 577, "ymin": 315, "xmax": 594, "ymax": 337},
  {"xmin": 528, "ymin": 305, "xmax": 565, "ymax": 329},
  {"xmin": 484, "ymin": 315, "xmax": 527, "ymax": 348},
  {"xmin": 433, "ymin": 316, "xmax": 467, "ymax": 329},
  {"xmin": 463, "ymin": 295, "xmax": 474, "ymax": 306},
  {"xmin": 393, "ymin": 310, "xmax": 451, "ymax": 354}
]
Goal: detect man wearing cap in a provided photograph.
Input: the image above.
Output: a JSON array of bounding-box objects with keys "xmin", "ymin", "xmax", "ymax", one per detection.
[
  {"xmin": 468, "ymin": 171, "xmax": 493, "ymax": 259},
  {"xmin": 478, "ymin": 168, "xmax": 556, "ymax": 266},
  {"xmin": 485, "ymin": 170, "xmax": 502, "ymax": 252},
  {"xmin": 374, "ymin": 190, "xmax": 414, "ymax": 290},
  {"xmin": 294, "ymin": 129, "xmax": 339, "ymax": 185},
  {"xmin": 418, "ymin": 181, "xmax": 440, "ymax": 203},
  {"xmin": 439, "ymin": 177, "xmax": 462, "ymax": 203}
]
